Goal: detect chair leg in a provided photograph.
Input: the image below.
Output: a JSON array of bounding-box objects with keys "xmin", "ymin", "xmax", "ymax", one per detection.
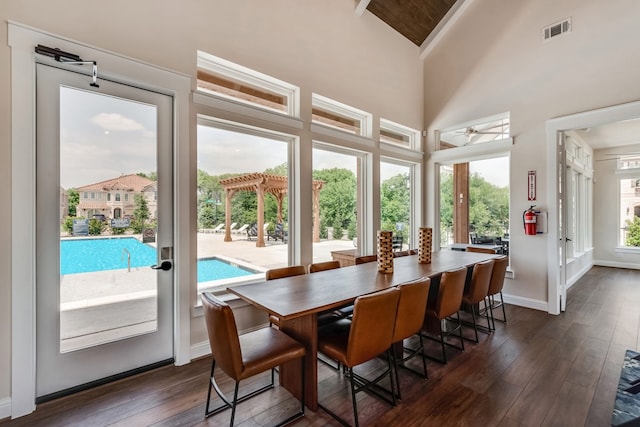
[
  {"xmin": 484, "ymin": 297, "xmax": 492, "ymax": 332},
  {"xmin": 419, "ymin": 334, "xmax": 428, "ymax": 380},
  {"xmin": 230, "ymin": 382, "xmax": 240, "ymax": 427},
  {"xmin": 488, "ymin": 296, "xmax": 496, "ymax": 331},
  {"xmin": 439, "ymin": 322, "xmax": 447, "ymax": 364},
  {"xmin": 350, "ymin": 368, "xmax": 360, "ymax": 427},
  {"xmin": 500, "ymin": 291, "xmax": 507, "ymax": 322},
  {"xmin": 469, "ymin": 305, "xmax": 479, "ymax": 343},
  {"xmin": 456, "ymin": 312, "xmax": 465, "ymax": 352}
]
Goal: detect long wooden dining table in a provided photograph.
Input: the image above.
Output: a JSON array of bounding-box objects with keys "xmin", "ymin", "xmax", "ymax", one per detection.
[{"xmin": 227, "ymin": 250, "xmax": 499, "ymax": 411}]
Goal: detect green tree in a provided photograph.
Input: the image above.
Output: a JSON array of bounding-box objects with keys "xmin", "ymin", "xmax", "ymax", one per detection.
[
  {"xmin": 67, "ymin": 188, "xmax": 79, "ymax": 217},
  {"xmin": 625, "ymin": 216, "xmax": 640, "ymax": 246},
  {"xmin": 381, "ymin": 173, "xmax": 410, "ymax": 239},
  {"xmin": 439, "ymin": 171, "xmax": 509, "ymax": 242},
  {"xmin": 198, "ymin": 205, "xmax": 216, "ymax": 229},
  {"xmin": 313, "ymin": 168, "xmax": 357, "ymax": 239},
  {"xmin": 440, "ymin": 172, "xmax": 454, "ymax": 243},
  {"xmin": 88, "ymin": 218, "xmax": 103, "ymax": 235},
  {"xmin": 132, "ymin": 193, "xmax": 150, "ymax": 233},
  {"xmin": 137, "ymin": 171, "xmax": 158, "ymax": 181}
]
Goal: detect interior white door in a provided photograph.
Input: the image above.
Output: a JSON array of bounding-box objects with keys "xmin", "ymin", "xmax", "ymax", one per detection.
[
  {"xmin": 557, "ymin": 132, "xmax": 568, "ymax": 312},
  {"xmin": 35, "ymin": 62, "xmax": 174, "ymax": 399}
]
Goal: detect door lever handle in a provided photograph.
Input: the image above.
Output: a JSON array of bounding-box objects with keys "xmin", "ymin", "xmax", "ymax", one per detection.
[{"xmin": 151, "ymin": 261, "xmax": 172, "ymax": 271}]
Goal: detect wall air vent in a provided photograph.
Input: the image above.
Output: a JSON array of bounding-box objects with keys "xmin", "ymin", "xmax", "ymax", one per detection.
[{"xmin": 543, "ymin": 18, "xmax": 572, "ymax": 42}]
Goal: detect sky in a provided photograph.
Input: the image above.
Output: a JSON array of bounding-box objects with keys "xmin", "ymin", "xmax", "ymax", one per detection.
[
  {"xmin": 60, "ymin": 86, "xmax": 157, "ymax": 189},
  {"xmin": 198, "ymin": 126, "xmax": 412, "ymax": 181}
]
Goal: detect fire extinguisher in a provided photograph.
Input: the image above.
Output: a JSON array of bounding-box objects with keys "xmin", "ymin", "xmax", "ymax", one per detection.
[{"xmin": 523, "ymin": 205, "xmax": 537, "ymax": 235}]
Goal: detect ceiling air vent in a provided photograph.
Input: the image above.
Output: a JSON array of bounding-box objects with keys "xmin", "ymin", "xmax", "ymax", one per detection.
[{"xmin": 543, "ymin": 18, "xmax": 571, "ymax": 42}]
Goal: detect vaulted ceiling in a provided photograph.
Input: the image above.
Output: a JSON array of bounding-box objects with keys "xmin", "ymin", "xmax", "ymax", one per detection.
[{"xmin": 365, "ymin": 0, "xmax": 458, "ymax": 46}]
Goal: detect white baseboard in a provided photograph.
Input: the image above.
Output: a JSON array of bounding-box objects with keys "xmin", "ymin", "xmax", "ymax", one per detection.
[
  {"xmin": 594, "ymin": 260, "xmax": 640, "ymax": 270},
  {"xmin": 566, "ymin": 262, "xmax": 593, "ymax": 291},
  {"xmin": 0, "ymin": 397, "xmax": 11, "ymax": 420},
  {"xmin": 191, "ymin": 340, "xmax": 211, "ymax": 361},
  {"xmin": 503, "ymin": 293, "xmax": 548, "ymax": 312}
]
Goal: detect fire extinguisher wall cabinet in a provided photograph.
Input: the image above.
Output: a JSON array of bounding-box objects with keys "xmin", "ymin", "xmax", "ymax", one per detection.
[{"xmin": 522, "ymin": 206, "xmax": 547, "ymax": 235}]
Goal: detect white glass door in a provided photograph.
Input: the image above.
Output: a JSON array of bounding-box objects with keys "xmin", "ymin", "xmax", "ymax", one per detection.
[
  {"xmin": 558, "ymin": 132, "xmax": 568, "ymax": 312},
  {"xmin": 36, "ymin": 63, "xmax": 174, "ymax": 399}
]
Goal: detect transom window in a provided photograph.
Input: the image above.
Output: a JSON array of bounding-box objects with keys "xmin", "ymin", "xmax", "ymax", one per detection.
[
  {"xmin": 196, "ymin": 50, "xmax": 299, "ymax": 117},
  {"xmin": 380, "ymin": 118, "xmax": 420, "ymax": 150},
  {"xmin": 438, "ymin": 113, "xmax": 510, "ymax": 150},
  {"xmin": 311, "ymin": 94, "xmax": 372, "ymax": 138}
]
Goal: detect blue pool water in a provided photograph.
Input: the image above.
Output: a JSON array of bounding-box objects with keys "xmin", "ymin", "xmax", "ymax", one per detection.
[
  {"xmin": 197, "ymin": 257, "xmax": 255, "ymax": 282},
  {"xmin": 61, "ymin": 238, "xmax": 156, "ymax": 275},
  {"xmin": 60, "ymin": 238, "xmax": 257, "ymax": 282}
]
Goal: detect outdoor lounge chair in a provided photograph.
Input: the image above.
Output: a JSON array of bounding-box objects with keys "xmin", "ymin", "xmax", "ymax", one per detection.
[
  {"xmin": 247, "ymin": 223, "xmax": 258, "ymax": 240},
  {"xmin": 209, "ymin": 223, "xmax": 224, "ymax": 233},
  {"xmin": 268, "ymin": 223, "xmax": 287, "ymax": 243},
  {"xmin": 212, "ymin": 223, "xmax": 227, "ymax": 234},
  {"xmin": 233, "ymin": 224, "xmax": 249, "ymax": 235}
]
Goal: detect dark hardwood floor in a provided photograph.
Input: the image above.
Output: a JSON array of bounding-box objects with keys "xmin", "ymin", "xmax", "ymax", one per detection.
[{"xmin": 2, "ymin": 266, "xmax": 638, "ymax": 426}]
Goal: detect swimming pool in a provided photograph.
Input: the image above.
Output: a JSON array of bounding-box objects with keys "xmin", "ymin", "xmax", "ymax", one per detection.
[
  {"xmin": 61, "ymin": 238, "xmax": 262, "ymax": 282},
  {"xmin": 61, "ymin": 237, "xmax": 156, "ymax": 275}
]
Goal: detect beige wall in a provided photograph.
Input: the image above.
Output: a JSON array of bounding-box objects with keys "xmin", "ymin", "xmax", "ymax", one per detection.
[
  {"xmin": 423, "ymin": 0, "xmax": 640, "ymax": 303},
  {"xmin": 0, "ymin": 0, "xmax": 423, "ymax": 410}
]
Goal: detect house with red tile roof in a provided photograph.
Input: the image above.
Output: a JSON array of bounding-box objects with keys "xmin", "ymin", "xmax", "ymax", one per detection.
[{"xmin": 74, "ymin": 173, "xmax": 157, "ymax": 221}]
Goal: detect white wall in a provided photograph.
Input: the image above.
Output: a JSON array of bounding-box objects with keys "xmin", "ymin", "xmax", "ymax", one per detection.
[
  {"xmin": 423, "ymin": 0, "xmax": 640, "ymax": 307},
  {"xmin": 0, "ymin": 0, "xmax": 423, "ymax": 414}
]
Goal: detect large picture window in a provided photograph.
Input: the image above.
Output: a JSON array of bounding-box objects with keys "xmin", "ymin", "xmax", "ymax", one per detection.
[{"xmin": 196, "ymin": 117, "xmax": 294, "ymax": 294}]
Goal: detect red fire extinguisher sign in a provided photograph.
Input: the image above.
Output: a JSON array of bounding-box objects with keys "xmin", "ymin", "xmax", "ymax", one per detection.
[{"xmin": 528, "ymin": 170, "xmax": 536, "ymax": 201}]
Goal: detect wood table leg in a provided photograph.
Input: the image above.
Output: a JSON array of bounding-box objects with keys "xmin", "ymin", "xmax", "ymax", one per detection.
[{"xmin": 279, "ymin": 314, "xmax": 318, "ymax": 411}]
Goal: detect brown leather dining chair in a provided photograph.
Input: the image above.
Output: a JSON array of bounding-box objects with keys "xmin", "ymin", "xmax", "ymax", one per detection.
[
  {"xmin": 265, "ymin": 265, "xmax": 307, "ymax": 327},
  {"xmin": 421, "ymin": 267, "xmax": 467, "ymax": 364},
  {"xmin": 466, "ymin": 246, "xmax": 498, "ymax": 254},
  {"xmin": 391, "ymin": 278, "xmax": 431, "ymax": 399},
  {"xmin": 201, "ymin": 292, "xmax": 306, "ymax": 427},
  {"xmin": 265, "ymin": 264, "xmax": 306, "ymax": 280},
  {"xmin": 308, "ymin": 260, "xmax": 341, "ymax": 273},
  {"xmin": 461, "ymin": 259, "xmax": 495, "ymax": 343},
  {"xmin": 354, "ymin": 254, "xmax": 377, "ymax": 264},
  {"xmin": 486, "ymin": 255, "xmax": 509, "ymax": 329},
  {"xmin": 317, "ymin": 287, "xmax": 400, "ymax": 427}
]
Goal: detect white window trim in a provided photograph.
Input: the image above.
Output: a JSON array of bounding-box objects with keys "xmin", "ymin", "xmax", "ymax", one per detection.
[
  {"xmin": 196, "ymin": 50, "xmax": 300, "ymax": 118},
  {"xmin": 430, "ymin": 138, "xmax": 513, "ymax": 164},
  {"xmin": 311, "ymin": 93, "xmax": 373, "ymax": 138}
]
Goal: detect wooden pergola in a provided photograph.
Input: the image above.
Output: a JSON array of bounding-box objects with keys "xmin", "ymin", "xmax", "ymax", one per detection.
[{"xmin": 219, "ymin": 173, "xmax": 325, "ymax": 247}]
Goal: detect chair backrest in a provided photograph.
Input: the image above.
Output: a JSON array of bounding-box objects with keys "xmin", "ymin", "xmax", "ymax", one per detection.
[
  {"xmin": 488, "ymin": 255, "xmax": 508, "ymax": 296},
  {"xmin": 346, "ymin": 287, "xmax": 400, "ymax": 366},
  {"xmin": 466, "ymin": 246, "xmax": 498, "ymax": 254},
  {"xmin": 466, "ymin": 259, "xmax": 495, "ymax": 304},
  {"xmin": 394, "ymin": 250, "xmax": 411, "ymax": 257},
  {"xmin": 355, "ymin": 255, "xmax": 377, "ymax": 265},
  {"xmin": 265, "ymin": 265, "xmax": 306, "ymax": 280},
  {"xmin": 309, "ymin": 260, "xmax": 341, "ymax": 273},
  {"xmin": 201, "ymin": 292, "xmax": 243, "ymax": 380},
  {"xmin": 392, "ymin": 235, "xmax": 403, "ymax": 251},
  {"xmin": 435, "ymin": 267, "xmax": 467, "ymax": 319},
  {"xmin": 393, "ymin": 278, "xmax": 431, "ymax": 343}
]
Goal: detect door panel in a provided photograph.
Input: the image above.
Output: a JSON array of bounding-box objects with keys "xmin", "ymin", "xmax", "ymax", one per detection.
[{"xmin": 36, "ymin": 63, "xmax": 174, "ymax": 398}]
